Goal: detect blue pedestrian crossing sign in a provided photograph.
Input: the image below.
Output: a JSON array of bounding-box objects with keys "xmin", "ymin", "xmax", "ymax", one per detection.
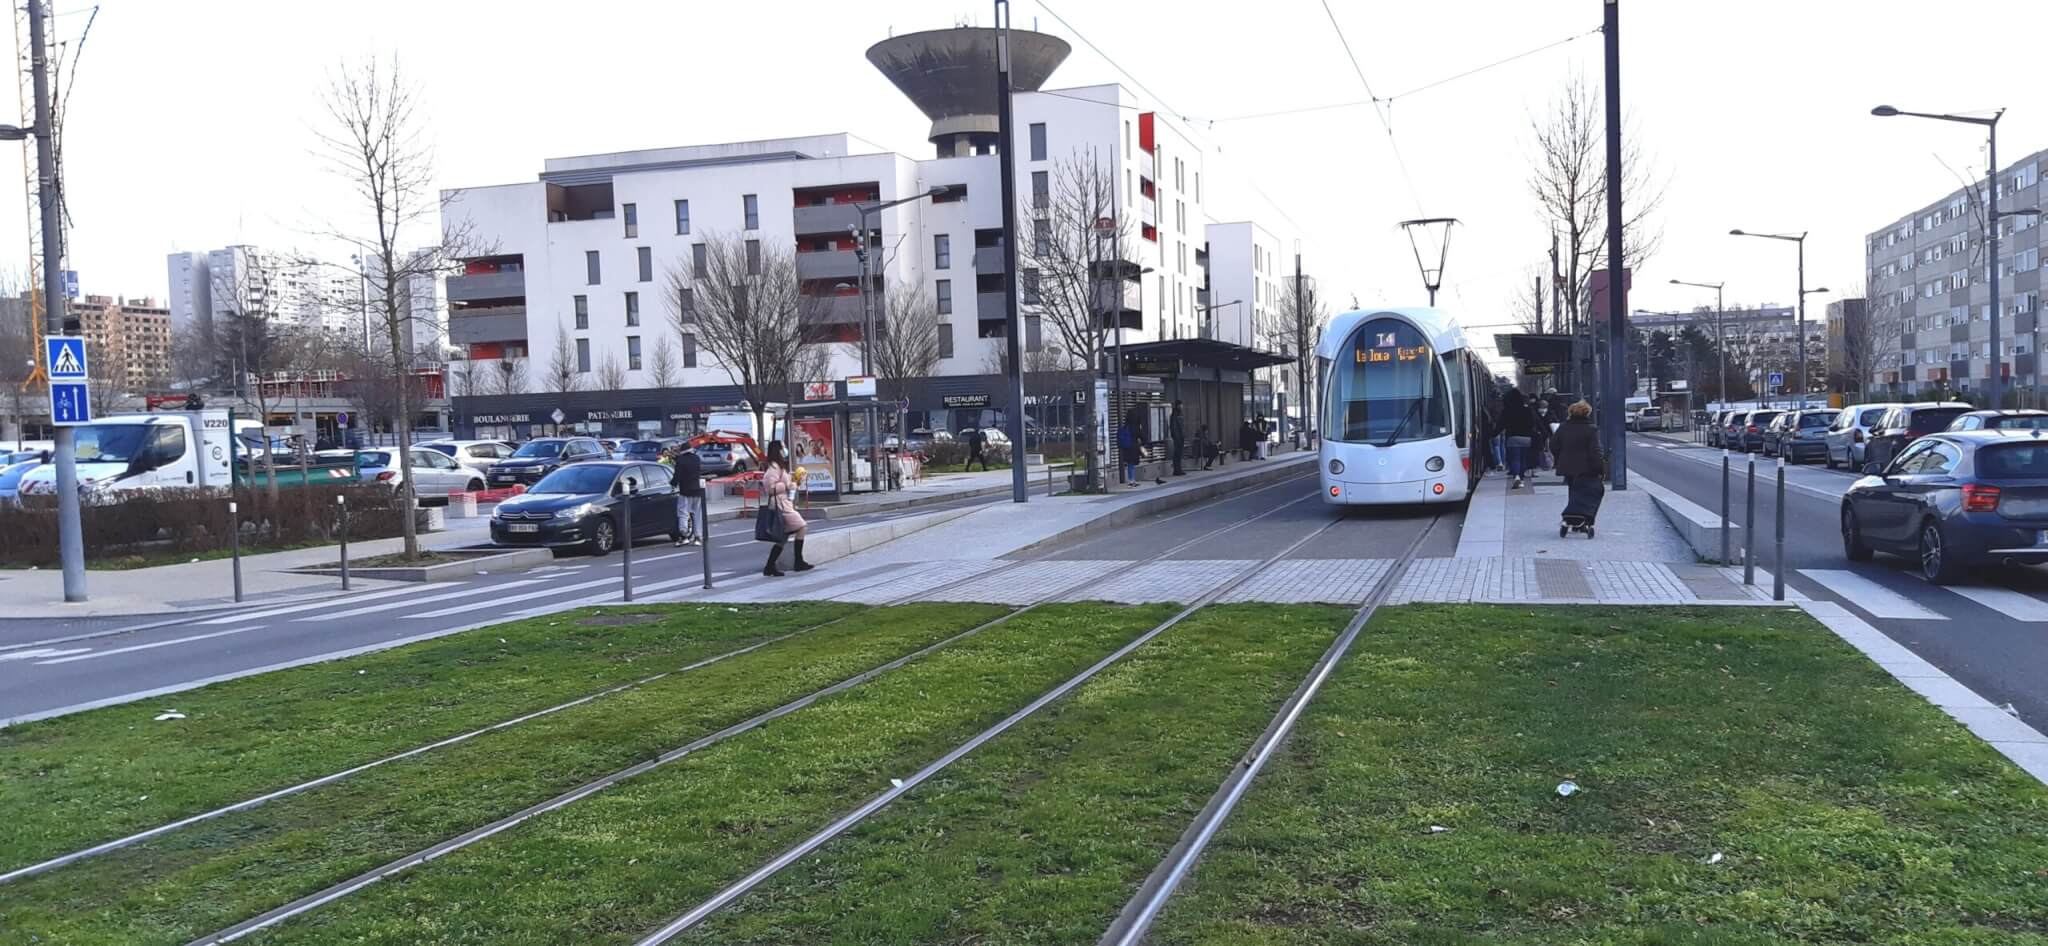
[
  {"xmin": 50, "ymin": 381, "xmax": 90, "ymax": 425},
  {"xmin": 46, "ymin": 337, "xmax": 87, "ymax": 380},
  {"xmin": 1767, "ymin": 371, "xmax": 1784, "ymax": 390}
]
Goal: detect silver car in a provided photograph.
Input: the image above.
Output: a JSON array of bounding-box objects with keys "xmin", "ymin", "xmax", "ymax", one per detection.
[
  {"xmin": 418, "ymin": 439, "xmax": 517, "ymax": 475},
  {"xmin": 1824, "ymin": 402, "xmax": 1902, "ymax": 471},
  {"xmin": 360, "ymin": 447, "xmax": 487, "ymax": 497}
]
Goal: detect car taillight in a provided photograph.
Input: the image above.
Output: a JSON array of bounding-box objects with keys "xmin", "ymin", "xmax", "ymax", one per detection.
[
  {"xmin": 1962, "ymin": 484, "xmax": 2001, "ymax": 512},
  {"xmin": 1853, "ymin": 429, "xmax": 1864, "ymax": 443},
  {"xmin": 375, "ymin": 470, "xmax": 396, "ymax": 482},
  {"xmin": 1748, "ymin": 425, "xmax": 1759, "ymax": 432}
]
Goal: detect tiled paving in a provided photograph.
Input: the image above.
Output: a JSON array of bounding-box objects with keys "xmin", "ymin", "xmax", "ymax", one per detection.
[
  {"xmin": 1066, "ymin": 560, "xmax": 1254, "ymax": 604},
  {"xmin": 1218, "ymin": 558, "xmax": 1391, "ymax": 604},
  {"xmin": 922, "ymin": 560, "xmax": 1111, "ymax": 605},
  {"xmin": 1388, "ymin": 556, "xmax": 1768, "ymax": 606},
  {"xmin": 831, "ymin": 560, "xmax": 1010, "ymax": 604}
]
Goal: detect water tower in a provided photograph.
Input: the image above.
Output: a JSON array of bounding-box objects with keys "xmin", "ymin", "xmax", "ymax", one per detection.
[{"xmin": 867, "ymin": 27, "xmax": 1072, "ymax": 158}]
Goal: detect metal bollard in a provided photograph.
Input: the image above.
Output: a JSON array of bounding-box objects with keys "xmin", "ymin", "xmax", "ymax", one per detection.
[
  {"xmin": 699, "ymin": 493, "xmax": 713, "ymax": 589},
  {"xmin": 621, "ymin": 480, "xmax": 635, "ymax": 603},
  {"xmin": 1773, "ymin": 456, "xmax": 1787, "ymax": 601},
  {"xmin": 1720, "ymin": 450, "xmax": 1731, "ymax": 566},
  {"xmin": 229, "ymin": 500, "xmax": 243, "ymax": 603},
  {"xmin": 337, "ymin": 494, "xmax": 349, "ymax": 592},
  {"xmin": 1744, "ymin": 453, "xmax": 1757, "ymax": 586}
]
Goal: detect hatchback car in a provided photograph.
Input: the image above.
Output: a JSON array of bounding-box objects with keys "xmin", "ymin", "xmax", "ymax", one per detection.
[
  {"xmin": 359, "ymin": 447, "xmax": 487, "ymax": 497},
  {"xmin": 1947, "ymin": 410, "xmax": 2048, "ymax": 432},
  {"xmin": 489, "ymin": 460, "xmax": 682, "ymax": 554},
  {"xmin": 1842, "ymin": 430, "xmax": 2048, "ymax": 583},
  {"xmin": 0, "ymin": 457, "xmax": 44, "ymax": 503},
  {"xmin": 417, "ymin": 439, "xmax": 517, "ymax": 475},
  {"xmin": 1823, "ymin": 403, "xmax": 1900, "ymax": 470},
  {"xmin": 618, "ymin": 438, "xmax": 685, "ymax": 462},
  {"xmin": 487, "ymin": 437, "xmax": 609, "ymax": 488},
  {"xmin": 1765, "ymin": 408, "xmax": 1838, "ymax": 462},
  {"xmin": 694, "ymin": 441, "xmax": 754, "ymax": 476},
  {"xmin": 1628, "ymin": 407, "xmax": 1664, "ymax": 432},
  {"xmin": 1863, "ymin": 402, "xmax": 1972, "ymax": 472},
  {"xmin": 1734, "ymin": 409, "xmax": 1781, "ymax": 452}
]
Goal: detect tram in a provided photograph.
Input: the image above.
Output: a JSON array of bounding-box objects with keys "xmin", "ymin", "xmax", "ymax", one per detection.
[{"xmin": 1317, "ymin": 307, "xmax": 1493, "ymax": 506}]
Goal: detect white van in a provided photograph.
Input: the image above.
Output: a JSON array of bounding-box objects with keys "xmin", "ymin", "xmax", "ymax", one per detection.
[{"xmin": 16, "ymin": 411, "xmax": 353, "ymax": 498}]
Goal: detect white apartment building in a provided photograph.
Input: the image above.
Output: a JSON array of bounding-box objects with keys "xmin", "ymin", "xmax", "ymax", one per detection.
[
  {"xmin": 441, "ymin": 26, "xmax": 1296, "ymax": 443},
  {"xmin": 164, "ymin": 245, "xmax": 357, "ymax": 338}
]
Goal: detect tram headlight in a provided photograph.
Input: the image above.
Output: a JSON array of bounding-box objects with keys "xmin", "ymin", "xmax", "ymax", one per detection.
[
  {"xmin": 1425, "ymin": 456, "xmax": 1445, "ymax": 472},
  {"xmin": 1328, "ymin": 459, "xmax": 1345, "ymax": 476}
]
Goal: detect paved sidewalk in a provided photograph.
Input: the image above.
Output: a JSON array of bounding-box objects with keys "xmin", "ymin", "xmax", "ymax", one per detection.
[{"xmin": 1457, "ymin": 469, "xmax": 1694, "ymax": 563}]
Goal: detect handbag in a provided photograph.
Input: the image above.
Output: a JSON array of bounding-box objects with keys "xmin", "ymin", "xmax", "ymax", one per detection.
[{"xmin": 754, "ymin": 505, "xmax": 787, "ymax": 543}]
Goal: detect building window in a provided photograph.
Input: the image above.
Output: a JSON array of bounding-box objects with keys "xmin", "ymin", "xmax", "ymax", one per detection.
[
  {"xmin": 692, "ymin": 243, "xmax": 708, "ymax": 278},
  {"xmin": 682, "ymin": 333, "xmax": 697, "ymax": 368},
  {"xmin": 938, "ymin": 322, "xmax": 954, "ymax": 359},
  {"xmin": 743, "ymin": 193, "xmax": 759, "ymax": 230},
  {"xmin": 585, "ymin": 250, "xmax": 601, "ymax": 285},
  {"xmin": 1022, "ymin": 268, "xmax": 1040, "ymax": 304},
  {"xmin": 637, "ymin": 246, "xmax": 653, "ymax": 282},
  {"xmin": 622, "ymin": 203, "xmax": 638, "ymax": 238},
  {"xmin": 1029, "ymin": 122, "xmax": 1046, "ymax": 161},
  {"xmin": 746, "ymin": 239, "xmax": 762, "ymax": 275},
  {"xmin": 936, "ymin": 279, "xmax": 952, "ymax": 315},
  {"xmin": 1033, "ymin": 218, "xmax": 1049, "ymax": 257},
  {"xmin": 934, "ymin": 233, "xmax": 951, "ymax": 270},
  {"xmin": 575, "ymin": 337, "xmax": 591, "ymax": 373},
  {"xmin": 1031, "ymin": 171, "xmax": 1048, "ymax": 210},
  {"xmin": 675, "ymin": 199, "xmax": 690, "ymax": 234},
  {"xmin": 2019, "ymin": 248, "xmax": 2041, "ymax": 273},
  {"xmin": 573, "ymin": 295, "xmax": 589, "ymax": 330},
  {"xmin": 625, "ymin": 291, "xmax": 640, "ymax": 327},
  {"xmin": 626, "ymin": 335, "xmax": 642, "ymax": 371},
  {"xmin": 677, "ymin": 286, "xmax": 696, "ymax": 322}
]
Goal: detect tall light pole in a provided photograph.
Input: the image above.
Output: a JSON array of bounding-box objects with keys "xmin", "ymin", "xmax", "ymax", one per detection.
[
  {"xmin": 1600, "ymin": 0, "xmax": 1627, "ymax": 488},
  {"xmin": 1729, "ymin": 229, "xmax": 1813, "ymax": 405},
  {"xmin": 1669, "ymin": 279, "xmax": 1725, "ymax": 408},
  {"xmin": 994, "ymin": 0, "xmax": 1029, "ymax": 502},
  {"xmin": 1872, "ymin": 105, "xmax": 2044, "ymax": 407},
  {"xmin": 852, "ymin": 185, "xmax": 946, "ymax": 493}
]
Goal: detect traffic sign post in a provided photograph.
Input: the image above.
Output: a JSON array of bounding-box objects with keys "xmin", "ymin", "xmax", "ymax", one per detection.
[{"xmin": 49, "ymin": 382, "xmax": 90, "ymax": 425}]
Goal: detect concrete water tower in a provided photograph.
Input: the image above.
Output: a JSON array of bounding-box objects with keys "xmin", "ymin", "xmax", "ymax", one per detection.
[{"xmin": 867, "ymin": 27, "xmax": 1071, "ymax": 158}]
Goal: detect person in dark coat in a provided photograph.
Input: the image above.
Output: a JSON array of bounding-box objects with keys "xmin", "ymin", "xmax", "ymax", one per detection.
[
  {"xmin": 964, "ymin": 426, "xmax": 988, "ymax": 471},
  {"xmin": 1119, "ymin": 404, "xmax": 1145, "ymax": 487},
  {"xmin": 1500, "ymin": 389, "xmax": 1537, "ymax": 489},
  {"xmin": 1529, "ymin": 399, "xmax": 1554, "ymax": 474},
  {"xmin": 1551, "ymin": 400, "xmax": 1606, "ymax": 529},
  {"xmin": 1238, "ymin": 418, "xmax": 1257, "ymax": 461},
  {"xmin": 1195, "ymin": 423, "xmax": 1217, "ymax": 469},
  {"xmin": 1169, "ymin": 400, "xmax": 1187, "ymax": 476}
]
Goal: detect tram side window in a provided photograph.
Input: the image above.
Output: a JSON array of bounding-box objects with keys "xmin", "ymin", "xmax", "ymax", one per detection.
[
  {"xmin": 1326, "ymin": 318, "xmax": 1450, "ymax": 444},
  {"xmin": 1440, "ymin": 350, "xmax": 1468, "ymax": 447}
]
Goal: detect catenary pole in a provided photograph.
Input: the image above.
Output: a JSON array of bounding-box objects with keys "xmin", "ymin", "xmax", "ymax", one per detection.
[
  {"xmin": 31, "ymin": 0, "xmax": 84, "ymax": 600},
  {"xmin": 1600, "ymin": 0, "xmax": 1628, "ymax": 488},
  {"xmin": 995, "ymin": 0, "xmax": 1029, "ymax": 502}
]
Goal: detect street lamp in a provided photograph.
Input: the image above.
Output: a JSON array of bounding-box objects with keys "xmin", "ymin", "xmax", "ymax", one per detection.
[
  {"xmin": 1669, "ymin": 279, "xmax": 1725, "ymax": 409},
  {"xmin": 1729, "ymin": 228, "xmax": 1814, "ymax": 406},
  {"xmin": 851, "ymin": 185, "xmax": 948, "ymax": 492},
  {"xmin": 1871, "ymin": 104, "xmax": 2024, "ymax": 406}
]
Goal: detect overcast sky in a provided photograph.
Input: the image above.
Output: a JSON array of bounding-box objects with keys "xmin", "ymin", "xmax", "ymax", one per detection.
[{"xmin": 8, "ymin": 0, "xmax": 2046, "ymax": 366}]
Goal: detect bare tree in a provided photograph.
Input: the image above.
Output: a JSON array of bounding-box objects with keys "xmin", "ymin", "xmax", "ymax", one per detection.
[
  {"xmin": 168, "ymin": 322, "xmax": 214, "ymax": 394},
  {"xmin": 595, "ymin": 351, "xmax": 627, "ymax": 391},
  {"xmin": 667, "ymin": 232, "xmax": 828, "ymax": 440},
  {"xmin": 1836, "ymin": 287, "xmax": 1899, "ymax": 401},
  {"xmin": 1019, "ymin": 149, "xmax": 1129, "ymax": 486},
  {"xmin": 543, "ymin": 321, "xmax": 584, "ymax": 396},
  {"xmin": 1506, "ymin": 263, "xmax": 1549, "ymax": 334},
  {"xmin": 864, "ymin": 278, "xmax": 943, "ymax": 404},
  {"xmin": 446, "ymin": 355, "xmax": 481, "ymax": 398},
  {"xmin": 0, "ymin": 299, "xmax": 36, "ymax": 447},
  {"xmin": 485, "ymin": 356, "xmax": 528, "ymax": 397},
  {"xmin": 211, "ymin": 249, "xmax": 308, "ymax": 514},
  {"xmin": 1527, "ymin": 74, "xmax": 1665, "ymax": 332},
  {"xmin": 1268, "ymin": 275, "xmax": 1331, "ymax": 439},
  {"xmin": 316, "ymin": 55, "xmax": 487, "ymax": 558},
  {"xmin": 648, "ymin": 334, "xmax": 680, "ymax": 389}
]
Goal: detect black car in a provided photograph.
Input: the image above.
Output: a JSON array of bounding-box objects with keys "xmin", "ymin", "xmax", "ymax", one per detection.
[
  {"xmin": 1764, "ymin": 408, "xmax": 1838, "ymax": 462},
  {"xmin": 1947, "ymin": 410, "xmax": 2048, "ymax": 432},
  {"xmin": 618, "ymin": 438, "xmax": 684, "ymax": 461},
  {"xmin": 1842, "ymin": 430, "xmax": 2048, "ymax": 583},
  {"xmin": 1863, "ymin": 402, "xmax": 1972, "ymax": 471},
  {"xmin": 489, "ymin": 460, "xmax": 683, "ymax": 554},
  {"xmin": 487, "ymin": 437, "xmax": 608, "ymax": 488}
]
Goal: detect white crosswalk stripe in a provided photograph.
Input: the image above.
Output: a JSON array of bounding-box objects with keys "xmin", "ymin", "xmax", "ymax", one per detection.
[
  {"xmin": 294, "ymin": 580, "xmax": 547, "ymax": 622},
  {"xmin": 37, "ymin": 626, "xmax": 273, "ymax": 665},
  {"xmin": 193, "ymin": 583, "xmax": 461, "ymax": 626},
  {"xmin": 0, "ymin": 647, "xmax": 89, "ymax": 663},
  {"xmin": 407, "ymin": 578, "xmax": 620, "ymax": 618},
  {"xmin": 1946, "ymin": 586, "xmax": 2048, "ymax": 621},
  {"xmin": 1798, "ymin": 569, "xmax": 1947, "ymax": 620}
]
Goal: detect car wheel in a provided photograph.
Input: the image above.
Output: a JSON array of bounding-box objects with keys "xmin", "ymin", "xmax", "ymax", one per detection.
[
  {"xmin": 1842, "ymin": 507, "xmax": 1873, "ymax": 562},
  {"xmin": 587, "ymin": 516, "xmax": 617, "ymax": 556},
  {"xmin": 466, "ymin": 478, "xmax": 485, "ymax": 493},
  {"xmin": 1918, "ymin": 518, "xmax": 1963, "ymax": 584}
]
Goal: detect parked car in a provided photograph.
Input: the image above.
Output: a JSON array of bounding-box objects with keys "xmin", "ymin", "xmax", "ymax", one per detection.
[
  {"xmin": 1863, "ymin": 402, "xmax": 1973, "ymax": 472},
  {"xmin": 487, "ymin": 437, "xmax": 609, "ymax": 488},
  {"xmin": 1823, "ymin": 402, "xmax": 1902, "ymax": 470},
  {"xmin": 1627, "ymin": 407, "xmax": 1664, "ymax": 432},
  {"xmin": 358, "ymin": 447, "xmax": 487, "ymax": 497},
  {"xmin": 1764, "ymin": 408, "xmax": 1838, "ymax": 463},
  {"xmin": 694, "ymin": 441, "xmax": 753, "ymax": 476},
  {"xmin": 1947, "ymin": 409, "xmax": 2048, "ymax": 432},
  {"xmin": 617, "ymin": 438, "xmax": 684, "ymax": 462},
  {"xmin": 0, "ymin": 457, "xmax": 44, "ymax": 503},
  {"xmin": 489, "ymin": 460, "xmax": 682, "ymax": 555},
  {"xmin": 417, "ymin": 439, "xmax": 518, "ymax": 475},
  {"xmin": 1842, "ymin": 430, "xmax": 2048, "ymax": 583},
  {"xmin": 1705, "ymin": 410, "xmax": 1736, "ymax": 448},
  {"xmin": 1735, "ymin": 409, "xmax": 1782, "ymax": 452}
]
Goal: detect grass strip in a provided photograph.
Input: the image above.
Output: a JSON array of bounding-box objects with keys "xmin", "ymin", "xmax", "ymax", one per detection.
[
  {"xmin": 238, "ymin": 603, "xmax": 1179, "ymax": 946},
  {"xmin": 677, "ymin": 603, "xmax": 1353, "ymax": 945},
  {"xmin": 0, "ymin": 602, "xmax": 1008, "ymax": 946},
  {"xmin": 0, "ymin": 600, "xmax": 857, "ymax": 874},
  {"xmin": 1148, "ymin": 604, "xmax": 2048, "ymax": 945}
]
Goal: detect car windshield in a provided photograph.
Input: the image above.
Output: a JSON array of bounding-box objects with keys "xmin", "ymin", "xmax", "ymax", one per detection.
[
  {"xmin": 1911, "ymin": 408, "xmax": 1967, "ymax": 430},
  {"xmin": 359, "ymin": 451, "xmax": 392, "ymax": 467},
  {"xmin": 531, "ymin": 465, "xmax": 619, "ymax": 495},
  {"xmin": 1987, "ymin": 415, "xmax": 2048, "ymax": 430},
  {"xmin": 1800, "ymin": 413, "xmax": 1836, "ymax": 428},
  {"xmin": 623, "ymin": 441, "xmax": 662, "ymax": 456},
  {"xmin": 1977, "ymin": 443, "xmax": 2048, "ymax": 478},
  {"xmin": 420, "ymin": 443, "xmax": 456, "ymax": 456},
  {"xmin": 1858, "ymin": 408, "xmax": 1887, "ymax": 426},
  {"xmin": 1750, "ymin": 412, "xmax": 1779, "ymax": 426},
  {"xmin": 512, "ymin": 440, "xmax": 565, "ymax": 458},
  {"xmin": 70, "ymin": 424, "xmax": 153, "ymax": 463}
]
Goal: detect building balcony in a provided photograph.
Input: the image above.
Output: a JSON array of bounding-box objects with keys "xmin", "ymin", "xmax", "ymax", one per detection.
[
  {"xmin": 448, "ymin": 307, "xmax": 530, "ymax": 345},
  {"xmin": 794, "ymin": 248, "xmax": 862, "ymax": 281},
  {"xmin": 1140, "ymin": 195, "xmax": 1156, "ymax": 229},
  {"xmin": 446, "ymin": 270, "xmax": 526, "ymax": 304},
  {"xmin": 978, "ymin": 291, "xmax": 1009, "ymax": 322},
  {"xmin": 805, "ymin": 294, "xmax": 871, "ymax": 326},
  {"xmin": 1139, "ymin": 150, "xmax": 1153, "ymax": 181},
  {"xmin": 973, "ymin": 245, "xmax": 1007, "ymax": 274},
  {"xmin": 792, "ymin": 202, "xmax": 865, "ymax": 236}
]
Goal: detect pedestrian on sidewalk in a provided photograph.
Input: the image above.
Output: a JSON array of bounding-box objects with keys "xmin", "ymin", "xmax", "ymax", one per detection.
[
  {"xmin": 1253, "ymin": 414, "xmax": 1270, "ymax": 459},
  {"xmin": 667, "ymin": 444, "xmax": 702, "ymax": 545},
  {"xmin": 1530, "ymin": 400, "xmax": 1554, "ymax": 474},
  {"xmin": 1169, "ymin": 400, "xmax": 1187, "ymax": 476},
  {"xmin": 1196, "ymin": 423, "xmax": 1217, "ymax": 470},
  {"xmin": 1119, "ymin": 404, "xmax": 1144, "ymax": 487},
  {"xmin": 1552, "ymin": 400, "xmax": 1606, "ymax": 530},
  {"xmin": 964, "ymin": 426, "xmax": 988, "ymax": 472},
  {"xmin": 1501, "ymin": 389, "xmax": 1536, "ymax": 489},
  {"xmin": 760, "ymin": 440, "xmax": 811, "ymax": 576}
]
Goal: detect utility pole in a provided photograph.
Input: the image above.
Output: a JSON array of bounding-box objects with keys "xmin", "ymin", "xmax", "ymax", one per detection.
[
  {"xmin": 28, "ymin": 1, "xmax": 84, "ymax": 600},
  {"xmin": 1534, "ymin": 272, "xmax": 1544, "ymax": 335},
  {"xmin": 1294, "ymin": 251, "xmax": 1304, "ymax": 444},
  {"xmin": 1601, "ymin": 0, "xmax": 1628, "ymax": 489},
  {"xmin": 994, "ymin": 0, "xmax": 1028, "ymax": 502}
]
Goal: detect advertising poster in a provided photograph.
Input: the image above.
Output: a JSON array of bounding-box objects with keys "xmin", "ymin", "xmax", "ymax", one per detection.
[{"xmin": 793, "ymin": 417, "xmax": 837, "ymax": 493}]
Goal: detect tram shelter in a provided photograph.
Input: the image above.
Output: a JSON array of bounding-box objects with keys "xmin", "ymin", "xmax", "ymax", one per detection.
[{"xmin": 1118, "ymin": 338, "xmax": 1293, "ymax": 450}]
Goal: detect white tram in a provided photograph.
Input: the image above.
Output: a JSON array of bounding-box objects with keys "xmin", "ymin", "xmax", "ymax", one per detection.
[{"xmin": 1317, "ymin": 307, "xmax": 1492, "ymax": 506}]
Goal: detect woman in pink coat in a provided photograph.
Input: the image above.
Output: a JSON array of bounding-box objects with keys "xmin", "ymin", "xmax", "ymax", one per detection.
[{"xmin": 761, "ymin": 439, "xmax": 810, "ymax": 576}]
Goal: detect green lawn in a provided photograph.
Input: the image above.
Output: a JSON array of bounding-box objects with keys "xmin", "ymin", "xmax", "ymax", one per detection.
[
  {"xmin": 0, "ymin": 600, "xmax": 858, "ymax": 872},
  {"xmin": 677, "ymin": 603, "xmax": 1353, "ymax": 945},
  {"xmin": 1149, "ymin": 605, "xmax": 2048, "ymax": 945}
]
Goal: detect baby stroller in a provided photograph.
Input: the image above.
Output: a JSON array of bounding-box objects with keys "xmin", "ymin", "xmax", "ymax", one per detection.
[{"xmin": 1559, "ymin": 475, "xmax": 1603, "ymax": 538}]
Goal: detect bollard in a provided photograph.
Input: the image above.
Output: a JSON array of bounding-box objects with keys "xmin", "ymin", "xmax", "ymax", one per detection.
[
  {"xmin": 1720, "ymin": 450, "xmax": 1732, "ymax": 565},
  {"xmin": 337, "ymin": 494, "xmax": 350, "ymax": 592},
  {"xmin": 1744, "ymin": 453, "xmax": 1757, "ymax": 586},
  {"xmin": 229, "ymin": 500, "xmax": 243, "ymax": 603},
  {"xmin": 621, "ymin": 478, "xmax": 636, "ymax": 603},
  {"xmin": 699, "ymin": 493, "xmax": 713, "ymax": 589},
  {"xmin": 1773, "ymin": 456, "xmax": 1787, "ymax": 601}
]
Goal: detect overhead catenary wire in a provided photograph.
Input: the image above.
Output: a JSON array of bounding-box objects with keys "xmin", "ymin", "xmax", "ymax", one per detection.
[{"xmin": 1316, "ymin": 0, "xmax": 1424, "ymax": 216}]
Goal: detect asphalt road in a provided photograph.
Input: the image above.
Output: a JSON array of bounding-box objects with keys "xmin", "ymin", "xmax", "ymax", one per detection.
[{"xmin": 1627, "ymin": 433, "xmax": 2048, "ymax": 726}]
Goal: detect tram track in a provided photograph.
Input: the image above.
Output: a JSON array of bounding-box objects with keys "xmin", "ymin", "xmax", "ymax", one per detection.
[{"xmin": 167, "ymin": 474, "xmax": 1324, "ymax": 946}]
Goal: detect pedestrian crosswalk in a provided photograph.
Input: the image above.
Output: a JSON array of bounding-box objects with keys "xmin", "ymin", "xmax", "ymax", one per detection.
[
  {"xmin": 1795, "ymin": 570, "xmax": 1945, "ymax": 620},
  {"xmin": 1944, "ymin": 586, "xmax": 2048, "ymax": 622},
  {"xmin": 1796, "ymin": 568, "xmax": 2048, "ymax": 623}
]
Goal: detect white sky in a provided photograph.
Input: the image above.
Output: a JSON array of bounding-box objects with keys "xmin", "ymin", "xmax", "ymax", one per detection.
[{"xmin": 9, "ymin": 0, "xmax": 2047, "ymax": 369}]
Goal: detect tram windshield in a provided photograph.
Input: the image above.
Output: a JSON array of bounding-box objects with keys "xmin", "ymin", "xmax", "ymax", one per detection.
[{"xmin": 1325, "ymin": 318, "xmax": 1451, "ymax": 445}]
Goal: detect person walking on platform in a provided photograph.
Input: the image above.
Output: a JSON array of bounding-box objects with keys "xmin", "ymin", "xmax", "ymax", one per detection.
[
  {"xmin": 1500, "ymin": 389, "xmax": 1536, "ymax": 489},
  {"xmin": 760, "ymin": 440, "xmax": 810, "ymax": 576},
  {"xmin": 1119, "ymin": 404, "xmax": 1145, "ymax": 487},
  {"xmin": 964, "ymin": 426, "xmax": 988, "ymax": 472},
  {"xmin": 1169, "ymin": 400, "xmax": 1187, "ymax": 476},
  {"xmin": 1551, "ymin": 400, "xmax": 1607, "ymax": 535},
  {"xmin": 1530, "ymin": 400, "xmax": 1554, "ymax": 475},
  {"xmin": 666, "ymin": 444, "xmax": 702, "ymax": 545}
]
